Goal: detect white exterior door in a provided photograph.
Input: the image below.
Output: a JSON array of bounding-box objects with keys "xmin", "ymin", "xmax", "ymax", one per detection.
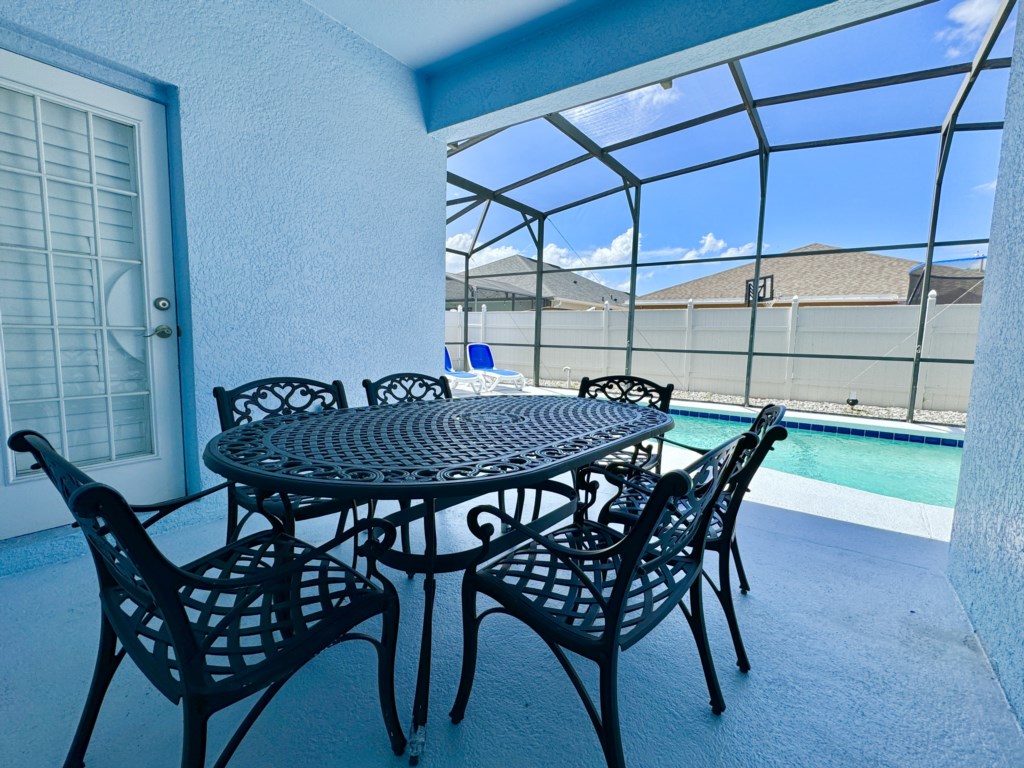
[{"xmin": 0, "ymin": 50, "xmax": 184, "ymax": 539}]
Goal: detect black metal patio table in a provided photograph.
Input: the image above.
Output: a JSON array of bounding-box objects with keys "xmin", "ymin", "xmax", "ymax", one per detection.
[{"xmin": 203, "ymin": 394, "xmax": 674, "ymax": 763}]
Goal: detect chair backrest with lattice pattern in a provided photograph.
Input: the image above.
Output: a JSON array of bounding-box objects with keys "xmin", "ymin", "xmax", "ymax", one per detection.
[
  {"xmin": 577, "ymin": 375, "xmax": 674, "ymax": 412},
  {"xmin": 213, "ymin": 377, "xmax": 348, "ymax": 429},
  {"xmin": 609, "ymin": 432, "xmax": 753, "ymax": 647},
  {"xmin": 362, "ymin": 372, "xmax": 453, "ymax": 406}
]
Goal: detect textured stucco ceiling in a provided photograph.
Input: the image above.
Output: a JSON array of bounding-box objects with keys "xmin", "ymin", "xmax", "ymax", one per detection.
[{"xmin": 304, "ymin": 0, "xmax": 577, "ymax": 69}]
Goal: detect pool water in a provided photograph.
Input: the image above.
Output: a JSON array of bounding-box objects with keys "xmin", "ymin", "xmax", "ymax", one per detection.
[{"xmin": 666, "ymin": 415, "xmax": 962, "ymax": 507}]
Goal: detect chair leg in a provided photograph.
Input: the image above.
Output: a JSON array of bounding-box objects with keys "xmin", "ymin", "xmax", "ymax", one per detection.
[
  {"xmin": 449, "ymin": 578, "xmax": 480, "ymax": 724},
  {"xmin": 180, "ymin": 698, "xmax": 208, "ymax": 768},
  {"xmin": 717, "ymin": 551, "xmax": 751, "ymax": 673},
  {"xmin": 598, "ymin": 656, "xmax": 626, "ymax": 768},
  {"xmin": 732, "ymin": 538, "xmax": 751, "ymax": 594},
  {"xmin": 684, "ymin": 580, "xmax": 726, "ymax": 714},
  {"xmin": 333, "ymin": 502, "xmax": 352, "ymax": 540},
  {"xmin": 398, "ymin": 499, "xmax": 415, "ymax": 579},
  {"xmin": 378, "ymin": 600, "xmax": 407, "ymax": 756},
  {"xmin": 64, "ymin": 615, "xmax": 123, "ymax": 768},
  {"xmin": 226, "ymin": 493, "xmax": 240, "ymax": 544}
]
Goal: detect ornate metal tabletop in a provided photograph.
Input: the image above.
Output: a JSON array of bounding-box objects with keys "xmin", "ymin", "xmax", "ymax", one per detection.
[{"xmin": 203, "ymin": 394, "xmax": 673, "ymax": 501}]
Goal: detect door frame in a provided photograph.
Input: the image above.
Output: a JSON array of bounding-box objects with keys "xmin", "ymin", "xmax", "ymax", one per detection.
[{"xmin": 0, "ymin": 26, "xmax": 200, "ymax": 497}]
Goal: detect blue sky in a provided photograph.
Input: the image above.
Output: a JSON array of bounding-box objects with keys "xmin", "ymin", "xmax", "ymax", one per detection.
[{"xmin": 446, "ymin": 0, "xmax": 1015, "ymax": 296}]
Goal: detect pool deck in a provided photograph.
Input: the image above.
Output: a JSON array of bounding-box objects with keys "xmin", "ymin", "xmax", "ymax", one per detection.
[{"xmin": 2, "ymin": 486, "xmax": 1021, "ymax": 766}]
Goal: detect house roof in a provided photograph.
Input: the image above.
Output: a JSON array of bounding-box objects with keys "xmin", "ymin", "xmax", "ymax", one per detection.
[
  {"xmin": 445, "ymin": 272, "xmax": 549, "ymax": 301},
  {"xmin": 638, "ymin": 244, "xmax": 924, "ymax": 303},
  {"xmin": 449, "ymin": 254, "xmax": 630, "ymax": 307}
]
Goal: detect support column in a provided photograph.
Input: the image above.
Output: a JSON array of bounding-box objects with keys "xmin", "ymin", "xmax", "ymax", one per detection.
[
  {"xmin": 948, "ymin": 0, "xmax": 1024, "ymax": 731},
  {"xmin": 744, "ymin": 151, "xmax": 769, "ymax": 405},
  {"xmin": 784, "ymin": 296, "xmax": 799, "ymax": 400},
  {"xmin": 624, "ymin": 186, "xmax": 641, "ymax": 375},
  {"xmin": 532, "ymin": 217, "xmax": 545, "ymax": 386},
  {"xmin": 683, "ymin": 299, "xmax": 694, "ymax": 393}
]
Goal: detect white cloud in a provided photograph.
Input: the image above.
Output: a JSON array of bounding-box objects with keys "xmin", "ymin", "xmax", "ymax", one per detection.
[
  {"xmin": 445, "ymin": 232, "xmax": 520, "ymax": 271},
  {"xmin": 698, "ymin": 232, "xmax": 726, "ymax": 254},
  {"xmin": 543, "ymin": 242, "xmax": 571, "ymax": 265},
  {"xmin": 973, "ymin": 179, "xmax": 997, "ymax": 193},
  {"xmin": 720, "ymin": 242, "xmax": 757, "ymax": 259},
  {"xmin": 936, "ymin": 0, "xmax": 1000, "ymax": 58}
]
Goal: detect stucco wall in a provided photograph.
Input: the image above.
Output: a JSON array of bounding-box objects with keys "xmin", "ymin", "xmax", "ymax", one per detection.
[
  {"xmin": 948, "ymin": 19, "xmax": 1024, "ymax": 727},
  {"xmin": 0, "ymin": 0, "xmax": 445, "ymax": 482}
]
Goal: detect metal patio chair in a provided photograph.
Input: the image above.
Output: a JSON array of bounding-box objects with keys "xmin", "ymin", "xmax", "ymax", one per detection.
[
  {"xmin": 362, "ymin": 372, "xmax": 453, "ymax": 405},
  {"xmin": 662, "ymin": 403, "xmax": 787, "ymax": 592},
  {"xmin": 577, "ymin": 375, "xmax": 675, "ymax": 474},
  {"xmin": 9, "ymin": 430, "xmax": 405, "ymax": 768},
  {"xmin": 450, "ymin": 433, "xmax": 753, "ymax": 768},
  {"xmin": 212, "ymin": 377, "xmax": 353, "ymax": 541},
  {"xmin": 592, "ymin": 404, "xmax": 788, "ymax": 672},
  {"xmin": 362, "ymin": 372, "xmax": 454, "ymax": 574}
]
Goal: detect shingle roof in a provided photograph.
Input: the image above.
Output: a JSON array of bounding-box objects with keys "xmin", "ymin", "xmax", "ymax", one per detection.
[
  {"xmin": 445, "ymin": 273, "xmax": 544, "ymax": 301},
  {"xmin": 638, "ymin": 244, "xmax": 923, "ymax": 303},
  {"xmin": 449, "ymin": 254, "xmax": 630, "ymax": 307}
]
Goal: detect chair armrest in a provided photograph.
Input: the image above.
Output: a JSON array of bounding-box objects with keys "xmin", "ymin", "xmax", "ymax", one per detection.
[
  {"xmin": 580, "ymin": 462, "xmax": 660, "ymax": 498},
  {"xmin": 467, "ymin": 504, "xmax": 624, "ymax": 562},
  {"xmin": 467, "ymin": 505, "xmax": 615, "ymax": 611},
  {"xmin": 132, "ymin": 482, "xmax": 236, "ymax": 530},
  {"xmin": 75, "ymin": 482, "xmax": 239, "ymax": 535},
  {"xmin": 662, "ymin": 437, "xmax": 709, "ymax": 454}
]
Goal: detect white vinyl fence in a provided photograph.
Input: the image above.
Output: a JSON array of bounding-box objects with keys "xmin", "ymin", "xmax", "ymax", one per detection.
[{"xmin": 444, "ymin": 297, "xmax": 979, "ymax": 412}]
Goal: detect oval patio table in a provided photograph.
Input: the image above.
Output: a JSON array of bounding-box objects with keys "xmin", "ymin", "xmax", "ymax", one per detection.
[{"xmin": 204, "ymin": 394, "xmax": 674, "ymax": 764}]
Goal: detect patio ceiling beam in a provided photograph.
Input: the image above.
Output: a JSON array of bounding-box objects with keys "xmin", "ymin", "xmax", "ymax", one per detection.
[
  {"xmin": 640, "ymin": 149, "xmax": 762, "ymax": 186},
  {"xmin": 729, "ymin": 61, "xmax": 770, "ymax": 152},
  {"xmin": 467, "ymin": 199, "xmax": 490, "ymax": 255},
  {"xmin": 447, "ymin": 127, "xmax": 505, "ymax": 158},
  {"xmin": 753, "ymin": 57, "xmax": 1011, "ymax": 109},
  {"xmin": 774, "ymin": 126, "xmax": 940, "ymax": 152},
  {"xmin": 602, "ymin": 104, "xmax": 748, "ymax": 153},
  {"xmin": 494, "ymin": 153, "xmax": 591, "ymax": 196},
  {"xmin": 447, "ymin": 172, "xmax": 544, "ymax": 220},
  {"xmin": 446, "ymin": 198, "xmax": 483, "ymax": 225},
  {"xmin": 544, "ymin": 182, "xmax": 631, "ymax": 217},
  {"xmin": 544, "ymin": 113, "xmax": 642, "ymax": 186},
  {"xmin": 459, "ymin": 56, "xmax": 1013, "ymax": 212},
  {"xmin": 907, "ymin": 0, "xmax": 1016, "ymax": 420},
  {"xmin": 446, "ymin": 193, "xmax": 478, "ymax": 206},
  {"xmin": 943, "ymin": 1, "xmax": 1016, "ymax": 136},
  {"xmin": 473, "ymin": 218, "xmax": 534, "ymax": 252},
  {"xmin": 450, "ymin": 53, "xmax": 1009, "ymax": 222}
]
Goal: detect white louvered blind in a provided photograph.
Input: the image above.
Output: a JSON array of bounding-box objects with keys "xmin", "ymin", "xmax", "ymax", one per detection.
[{"xmin": 0, "ymin": 83, "xmax": 153, "ymax": 475}]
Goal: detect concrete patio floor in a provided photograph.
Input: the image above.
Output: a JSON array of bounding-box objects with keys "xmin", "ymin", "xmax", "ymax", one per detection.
[{"xmin": 1, "ymin": 471, "xmax": 1022, "ymax": 767}]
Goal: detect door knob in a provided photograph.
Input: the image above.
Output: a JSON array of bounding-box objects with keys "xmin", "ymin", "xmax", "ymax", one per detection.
[{"xmin": 145, "ymin": 325, "xmax": 174, "ymax": 339}]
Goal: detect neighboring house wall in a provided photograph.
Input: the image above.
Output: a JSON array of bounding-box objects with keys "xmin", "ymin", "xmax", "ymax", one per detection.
[
  {"xmin": 949, "ymin": 19, "xmax": 1024, "ymax": 728},
  {"xmin": 0, "ymin": 0, "xmax": 444, "ymax": 483},
  {"xmin": 445, "ymin": 302, "xmax": 978, "ymax": 411}
]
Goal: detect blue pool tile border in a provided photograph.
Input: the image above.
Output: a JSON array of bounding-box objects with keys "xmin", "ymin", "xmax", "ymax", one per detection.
[{"xmin": 667, "ymin": 407, "xmax": 964, "ymax": 447}]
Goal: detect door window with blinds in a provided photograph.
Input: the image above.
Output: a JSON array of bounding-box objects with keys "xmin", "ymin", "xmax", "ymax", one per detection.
[{"xmin": 1, "ymin": 75, "xmax": 152, "ymax": 474}]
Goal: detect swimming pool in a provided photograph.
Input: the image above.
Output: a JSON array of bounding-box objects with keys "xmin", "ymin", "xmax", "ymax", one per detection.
[{"xmin": 666, "ymin": 413, "xmax": 962, "ymax": 507}]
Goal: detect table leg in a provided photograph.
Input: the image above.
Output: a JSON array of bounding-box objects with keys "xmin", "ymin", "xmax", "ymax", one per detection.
[{"xmin": 409, "ymin": 499, "xmax": 437, "ymax": 766}]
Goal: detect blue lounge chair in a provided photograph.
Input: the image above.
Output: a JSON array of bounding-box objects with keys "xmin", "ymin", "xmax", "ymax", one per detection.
[
  {"xmin": 444, "ymin": 346, "xmax": 483, "ymax": 394},
  {"xmin": 467, "ymin": 342, "xmax": 525, "ymax": 391}
]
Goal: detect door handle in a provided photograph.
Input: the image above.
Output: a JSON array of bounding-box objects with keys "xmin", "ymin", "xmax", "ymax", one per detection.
[{"xmin": 144, "ymin": 325, "xmax": 174, "ymax": 339}]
